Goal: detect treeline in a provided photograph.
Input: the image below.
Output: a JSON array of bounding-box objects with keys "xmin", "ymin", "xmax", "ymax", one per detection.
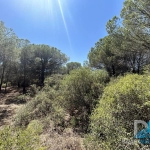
[
  {"xmin": 0, "ymin": 21, "xmax": 82, "ymax": 93},
  {"xmin": 88, "ymin": 0, "xmax": 150, "ymax": 76},
  {"xmin": 86, "ymin": 0, "xmax": 150, "ymax": 149},
  {"xmin": 1, "ymin": 0, "xmax": 150, "ymax": 149}
]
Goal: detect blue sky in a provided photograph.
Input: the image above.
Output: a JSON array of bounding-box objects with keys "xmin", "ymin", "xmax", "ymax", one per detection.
[{"xmin": 0, "ymin": 0, "xmax": 124, "ymax": 64}]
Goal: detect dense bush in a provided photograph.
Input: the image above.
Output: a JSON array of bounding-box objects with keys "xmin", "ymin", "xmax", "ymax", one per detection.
[
  {"xmin": 0, "ymin": 120, "xmax": 45, "ymax": 150},
  {"xmin": 44, "ymin": 74, "xmax": 64, "ymax": 90},
  {"xmin": 14, "ymin": 89, "xmax": 65, "ymax": 127},
  {"xmin": 85, "ymin": 74, "xmax": 150, "ymax": 149},
  {"xmin": 61, "ymin": 68, "xmax": 109, "ymax": 132}
]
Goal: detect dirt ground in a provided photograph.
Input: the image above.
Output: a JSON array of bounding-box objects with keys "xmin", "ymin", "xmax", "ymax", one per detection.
[{"xmin": 0, "ymin": 87, "xmax": 25, "ymax": 127}]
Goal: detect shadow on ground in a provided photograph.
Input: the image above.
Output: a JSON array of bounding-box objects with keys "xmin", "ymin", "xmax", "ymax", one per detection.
[
  {"xmin": 0, "ymin": 87, "xmax": 25, "ymax": 127},
  {"xmin": 0, "ymin": 106, "xmax": 12, "ymax": 126},
  {"xmin": 5, "ymin": 98, "xmax": 26, "ymax": 105}
]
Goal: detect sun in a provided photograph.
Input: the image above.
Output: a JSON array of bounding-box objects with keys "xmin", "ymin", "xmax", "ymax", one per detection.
[{"xmin": 14, "ymin": 0, "xmax": 73, "ymax": 50}]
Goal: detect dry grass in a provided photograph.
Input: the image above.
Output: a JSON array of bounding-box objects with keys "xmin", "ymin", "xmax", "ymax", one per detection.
[
  {"xmin": 40, "ymin": 128, "xmax": 85, "ymax": 150},
  {"xmin": 0, "ymin": 87, "xmax": 87, "ymax": 150},
  {"xmin": 0, "ymin": 87, "xmax": 26, "ymax": 128}
]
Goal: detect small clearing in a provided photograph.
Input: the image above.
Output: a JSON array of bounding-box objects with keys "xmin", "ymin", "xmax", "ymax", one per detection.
[{"xmin": 0, "ymin": 87, "xmax": 25, "ymax": 128}]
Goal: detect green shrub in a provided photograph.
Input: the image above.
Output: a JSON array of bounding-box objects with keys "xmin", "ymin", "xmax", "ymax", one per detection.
[
  {"xmin": 2, "ymin": 83, "xmax": 6, "ymax": 88},
  {"xmin": 85, "ymin": 74, "xmax": 150, "ymax": 149},
  {"xmin": 61, "ymin": 68, "xmax": 109, "ymax": 132},
  {"xmin": 14, "ymin": 89, "xmax": 65, "ymax": 128},
  {"xmin": 44, "ymin": 74, "xmax": 64, "ymax": 90},
  {"xmin": 2, "ymin": 82, "xmax": 11, "ymax": 88},
  {"xmin": 0, "ymin": 120, "xmax": 46, "ymax": 150},
  {"xmin": 27, "ymin": 84, "xmax": 40, "ymax": 97}
]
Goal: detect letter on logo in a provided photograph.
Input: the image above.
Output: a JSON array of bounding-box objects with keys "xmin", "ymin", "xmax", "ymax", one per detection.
[{"xmin": 134, "ymin": 120, "xmax": 148, "ymax": 137}]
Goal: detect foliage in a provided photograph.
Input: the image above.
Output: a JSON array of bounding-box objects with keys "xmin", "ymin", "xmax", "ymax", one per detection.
[
  {"xmin": 61, "ymin": 68, "xmax": 109, "ymax": 132},
  {"xmin": 0, "ymin": 120, "xmax": 45, "ymax": 150},
  {"xmin": 14, "ymin": 75, "xmax": 65, "ymax": 129},
  {"xmin": 14, "ymin": 89, "xmax": 65, "ymax": 127},
  {"xmin": 44, "ymin": 74, "xmax": 64, "ymax": 90},
  {"xmin": 66, "ymin": 62, "xmax": 81, "ymax": 74},
  {"xmin": 86, "ymin": 74, "xmax": 150, "ymax": 149},
  {"xmin": 88, "ymin": 0, "xmax": 150, "ymax": 76},
  {"xmin": 88, "ymin": 34, "xmax": 129, "ymax": 76},
  {"xmin": 32, "ymin": 44, "xmax": 68, "ymax": 85},
  {"xmin": 0, "ymin": 21, "xmax": 18, "ymax": 91},
  {"xmin": 121, "ymin": 0, "xmax": 150, "ymax": 49},
  {"xmin": 1, "ymin": 0, "xmax": 150, "ymax": 149},
  {"xmin": 0, "ymin": 21, "xmax": 69, "ymax": 93}
]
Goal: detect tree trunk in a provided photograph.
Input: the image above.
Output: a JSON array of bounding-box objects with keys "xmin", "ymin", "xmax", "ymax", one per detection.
[
  {"xmin": 18, "ymin": 81, "xmax": 20, "ymax": 88},
  {"xmin": 4, "ymin": 67, "xmax": 11, "ymax": 93},
  {"xmin": 23, "ymin": 83, "xmax": 26, "ymax": 94},
  {"xmin": 41, "ymin": 64, "xmax": 45, "ymax": 86},
  {"xmin": 4, "ymin": 82, "xmax": 8, "ymax": 93},
  {"xmin": 0, "ymin": 65, "xmax": 5, "ymax": 91},
  {"xmin": 137, "ymin": 63, "xmax": 140, "ymax": 74},
  {"xmin": 23, "ymin": 71, "xmax": 26, "ymax": 94},
  {"xmin": 112, "ymin": 64, "xmax": 115, "ymax": 76},
  {"xmin": 0, "ymin": 84, "xmax": 2, "ymax": 92},
  {"xmin": 132, "ymin": 68, "xmax": 136, "ymax": 73}
]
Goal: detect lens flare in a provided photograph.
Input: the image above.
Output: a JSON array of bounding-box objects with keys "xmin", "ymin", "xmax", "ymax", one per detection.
[
  {"xmin": 57, "ymin": 0, "xmax": 72, "ymax": 51},
  {"xmin": 13, "ymin": 0, "xmax": 73, "ymax": 51}
]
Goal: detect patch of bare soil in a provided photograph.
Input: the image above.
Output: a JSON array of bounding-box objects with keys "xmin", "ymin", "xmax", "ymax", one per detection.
[
  {"xmin": 0, "ymin": 87, "xmax": 24, "ymax": 127},
  {"xmin": 40, "ymin": 128, "xmax": 85, "ymax": 150}
]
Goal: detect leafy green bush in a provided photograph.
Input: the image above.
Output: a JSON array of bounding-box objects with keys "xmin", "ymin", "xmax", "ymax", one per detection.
[
  {"xmin": 14, "ymin": 89, "xmax": 65, "ymax": 128},
  {"xmin": 1, "ymin": 83, "xmax": 6, "ymax": 88},
  {"xmin": 27, "ymin": 84, "xmax": 40, "ymax": 97},
  {"xmin": 44, "ymin": 74, "xmax": 64, "ymax": 90},
  {"xmin": 85, "ymin": 74, "xmax": 150, "ymax": 149},
  {"xmin": 61, "ymin": 68, "xmax": 109, "ymax": 132},
  {"xmin": 142, "ymin": 64, "xmax": 150, "ymax": 75},
  {"xmin": 1, "ymin": 82, "xmax": 11, "ymax": 88},
  {"xmin": 0, "ymin": 120, "xmax": 46, "ymax": 150}
]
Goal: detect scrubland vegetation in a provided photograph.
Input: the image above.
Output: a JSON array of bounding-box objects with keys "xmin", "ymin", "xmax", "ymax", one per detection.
[{"xmin": 1, "ymin": 0, "xmax": 150, "ymax": 149}]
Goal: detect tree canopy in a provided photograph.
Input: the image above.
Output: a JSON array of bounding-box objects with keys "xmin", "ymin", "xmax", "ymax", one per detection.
[
  {"xmin": 88, "ymin": 0, "xmax": 150, "ymax": 76},
  {"xmin": 0, "ymin": 21, "xmax": 68, "ymax": 93}
]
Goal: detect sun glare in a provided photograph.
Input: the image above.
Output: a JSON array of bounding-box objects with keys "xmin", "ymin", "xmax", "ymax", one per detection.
[
  {"xmin": 15, "ymin": 0, "xmax": 72, "ymax": 51},
  {"xmin": 57, "ymin": 0, "xmax": 72, "ymax": 51}
]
